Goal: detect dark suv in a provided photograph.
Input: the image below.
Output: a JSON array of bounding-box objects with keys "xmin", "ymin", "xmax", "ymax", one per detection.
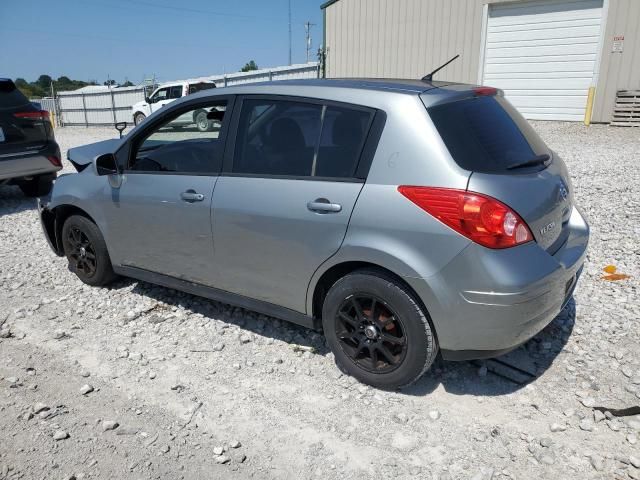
[{"xmin": 0, "ymin": 78, "xmax": 61, "ymax": 197}]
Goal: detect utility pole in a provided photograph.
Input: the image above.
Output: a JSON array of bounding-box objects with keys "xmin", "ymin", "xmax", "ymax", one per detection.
[
  {"xmin": 288, "ymin": 0, "xmax": 292, "ymax": 65},
  {"xmin": 305, "ymin": 21, "xmax": 316, "ymax": 63}
]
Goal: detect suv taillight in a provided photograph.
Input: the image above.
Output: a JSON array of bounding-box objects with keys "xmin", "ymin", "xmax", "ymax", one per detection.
[
  {"xmin": 14, "ymin": 110, "xmax": 50, "ymax": 120},
  {"xmin": 398, "ymin": 186, "xmax": 533, "ymax": 249}
]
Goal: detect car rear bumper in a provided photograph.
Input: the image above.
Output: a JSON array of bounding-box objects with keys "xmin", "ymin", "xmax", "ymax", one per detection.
[
  {"xmin": 0, "ymin": 143, "xmax": 61, "ymax": 181},
  {"xmin": 408, "ymin": 206, "xmax": 589, "ymax": 359}
]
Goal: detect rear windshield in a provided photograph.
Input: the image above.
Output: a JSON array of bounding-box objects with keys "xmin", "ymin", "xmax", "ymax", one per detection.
[
  {"xmin": 0, "ymin": 79, "xmax": 30, "ymax": 110},
  {"xmin": 428, "ymin": 95, "xmax": 550, "ymax": 173},
  {"xmin": 189, "ymin": 82, "xmax": 216, "ymax": 94}
]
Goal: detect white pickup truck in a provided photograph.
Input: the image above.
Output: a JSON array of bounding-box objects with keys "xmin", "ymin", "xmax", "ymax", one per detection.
[{"xmin": 131, "ymin": 80, "xmax": 217, "ymax": 129}]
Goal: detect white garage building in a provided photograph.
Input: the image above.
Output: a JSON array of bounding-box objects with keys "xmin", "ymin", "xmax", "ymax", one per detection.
[{"xmin": 321, "ymin": 0, "xmax": 640, "ymax": 124}]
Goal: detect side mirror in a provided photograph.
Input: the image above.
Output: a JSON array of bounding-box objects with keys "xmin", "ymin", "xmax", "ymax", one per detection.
[
  {"xmin": 114, "ymin": 121, "xmax": 127, "ymax": 138},
  {"xmin": 95, "ymin": 153, "xmax": 119, "ymax": 176},
  {"xmin": 145, "ymin": 96, "xmax": 152, "ymax": 104}
]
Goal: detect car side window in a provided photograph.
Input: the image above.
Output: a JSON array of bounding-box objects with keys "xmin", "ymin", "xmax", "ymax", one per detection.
[
  {"xmin": 233, "ymin": 98, "xmax": 372, "ymax": 179},
  {"xmin": 168, "ymin": 86, "xmax": 183, "ymax": 99},
  {"xmin": 128, "ymin": 102, "xmax": 227, "ymax": 174},
  {"xmin": 151, "ymin": 88, "xmax": 168, "ymax": 103},
  {"xmin": 233, "ymin": 99, "xmax": 322, "ymax": 177},
  {"xmin": 314, "ymin": 106, "xmax": 371, "ymax": 178}
]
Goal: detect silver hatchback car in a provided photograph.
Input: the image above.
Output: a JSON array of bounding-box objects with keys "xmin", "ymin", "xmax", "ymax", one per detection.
[{"xmin": 39, "ymin": 79, "xmax": 589, "ymax": 389}]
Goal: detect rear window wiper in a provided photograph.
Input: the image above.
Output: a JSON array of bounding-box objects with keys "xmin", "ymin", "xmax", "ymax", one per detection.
[{"xmin": 506, "ymin": 153, "xmax": 551, "ymax": 170}]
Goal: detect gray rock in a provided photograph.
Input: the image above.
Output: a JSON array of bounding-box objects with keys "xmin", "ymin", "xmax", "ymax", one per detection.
[
  {"xmin": 593, "ymin": 409, "xmax": 606, "ymax": 423},
  {"xmin": 579, "ymin": 419, "xmax": 595, "ymax": 431},
  {"xmin": 540, "ymin": 437, "xmax": 553, "ymax": 448},
  {"xmin": 428, "ymin": 410, "xmax": 440, "ymax": 421},
  {"xmin": 0, "ymin": 328, "xmax": 11, "ymax": 338},
  {"xmin": 79, "ymin": 384, "xmax": 94, "ymax": 395},
  {"xmin": 212, "ymin": 343, "xmax": 225, "ymax": 352},
  {"xmin": 33, "ymin": 402, "xmax": 49, "ymax": 414},
  {"xmin": 213, "ymin": 446, "xmax": 224, "ymax": 455},
  {"xmin": 590, "ymin": 455, "xmax": 604, "ymax": 472},
  {"xmin": 629, "ymin": 455, "xmax": 640, "ymax": 469},
  {"xmin": 148, "ymin": 315, "xmax": 166, "ymax": 324},
  {"xmin": 214, "ymin": 455, "xmax": 230, "ymax": 464},
  {"xmin": 53, "ymin": 430, "xmax": 69, "ymax": 441},
  {"xmin": 53, "ymin": 330, "xmax": 65, "ymax": 339},
  {"xmin": 102, "ymin": 420, "xmax": 119, "ymax": 431},
  {"xmin": 229, "ymin": 440, "xmax": 241, "ymax": 449},
  {"xmin": 549, "ymin": 423, "xmax": 566, "ymax": 432},
  {"xmin": 239, "ymin": 334, "xmax": 252, "ymax": 344}
]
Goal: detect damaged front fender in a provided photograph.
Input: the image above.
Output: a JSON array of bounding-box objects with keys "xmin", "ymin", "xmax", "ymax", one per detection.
[{"xmin": 37, "ymin": 197, "xmax": 64, "ymax": 256}]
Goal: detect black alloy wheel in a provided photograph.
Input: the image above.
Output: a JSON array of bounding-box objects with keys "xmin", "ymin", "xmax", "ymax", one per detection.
[
  {"xmin": 335, "ymin": 295, "xmax": 407, "ymax": 374},
  {"xmin": 66, "ymin": 226, "xmax": 97, "ymax": 278}
]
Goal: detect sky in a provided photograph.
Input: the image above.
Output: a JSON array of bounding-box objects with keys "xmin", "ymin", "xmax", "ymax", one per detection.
[{"xmin": 0, "ymin": 0, "xmax": 325, "ymax": 84}]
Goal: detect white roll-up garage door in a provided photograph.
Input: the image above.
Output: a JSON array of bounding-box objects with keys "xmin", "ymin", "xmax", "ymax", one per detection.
[{"xmin": 482, "ymin": 0, "xmax": 604, "ymax": 121}]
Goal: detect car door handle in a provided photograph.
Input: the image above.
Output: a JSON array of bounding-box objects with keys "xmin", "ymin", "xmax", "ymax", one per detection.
[
  {"xmin": 181, "ymin": 190, "xmax": 205, "ymax": 203},
  {"xmin": 307, "ymin": 199, "xmax": 342, "ymax": 213}
]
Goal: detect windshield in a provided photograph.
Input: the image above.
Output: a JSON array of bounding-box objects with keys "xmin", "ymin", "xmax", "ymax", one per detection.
[{"xmin": 428, "ymin": 95, "xmax": 551, "ymax": 174}]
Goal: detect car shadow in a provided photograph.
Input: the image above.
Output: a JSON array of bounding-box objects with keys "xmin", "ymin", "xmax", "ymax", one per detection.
[
  {"xmin": 403, "ymin": 297, "xmax": 577, "ymax": 397},
  {"xmin": 127, "ymin": 279, "xmax": 330, "ymax": 355},
  {"xmin": 0, "ymin": 185, "xmax": 37, "ymax": 217},
  {"xmin": 122, "ymin": 277, "xmax": 574, "ymax": 396}
]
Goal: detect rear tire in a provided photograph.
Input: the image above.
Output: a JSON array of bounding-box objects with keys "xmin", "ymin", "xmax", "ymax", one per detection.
[
  {"xmin": 134, "ymin": 112, "xmax": 146, "ymax": 126},
  {"xmin": 19, "ymin": 174, "xmax": 54, "ymax": 198},
  {"xmin": 61, "ymin": 215, "xmax": 117, "ymax": 287},
  {"xmin": 322, "ymin": 270, "xmax": 438, "ymax": 390},
  {"xmin": 195, "ymin": 111, "xmax": 213, "ymax": 132}
]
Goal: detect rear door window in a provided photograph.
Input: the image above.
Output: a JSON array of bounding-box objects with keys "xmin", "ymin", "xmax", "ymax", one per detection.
[
  {"xmin": 189, "ymin": 83, "xmax": 217, "ymax": 94},
  {"xmin": 168, "ymin": 86, "xmax": 183, "ymax": 99},
  {"xmin": 232, "ymin": 98, "xmax": 373, "ymax": 179},
  {"xmin": 427, "ymin": 95, "xmax": 550, "ymax": 173}
]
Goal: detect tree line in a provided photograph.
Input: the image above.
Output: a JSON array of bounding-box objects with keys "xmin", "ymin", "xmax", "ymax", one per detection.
[
  {"xmin": 17, "ymin": 62, "xmax": 259, "ymax": 98},
  {"xmin": 15, "ymin": 75, "xmax": 134, "ymax": 98}
]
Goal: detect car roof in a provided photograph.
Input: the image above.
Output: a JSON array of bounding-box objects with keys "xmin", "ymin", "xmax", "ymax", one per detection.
[
  {"xmin": 165, "ymin": 77, "xmax": 479, "ymax": 113},
  {"xmin": 229, "ymin": 78, "xmax": 458, "ymax": 94}
]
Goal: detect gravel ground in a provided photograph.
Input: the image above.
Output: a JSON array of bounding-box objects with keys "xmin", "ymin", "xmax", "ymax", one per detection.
[{"xmin": 0, "ymin": 122, "xmax": 639, "ymax": 480}]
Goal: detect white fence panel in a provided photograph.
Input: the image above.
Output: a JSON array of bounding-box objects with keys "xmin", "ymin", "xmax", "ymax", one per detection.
[{"xmin": 56, "ymin": 63, "xmax": 318, "ymax": 126}]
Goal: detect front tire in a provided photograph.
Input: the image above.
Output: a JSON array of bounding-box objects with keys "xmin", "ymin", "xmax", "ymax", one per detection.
[
  {"xmin": 134, "ymin": 112, "xmax": 146, "ymax": 126},
  {"xmin": 61, "ymin": 215, "xmax": 117, "ymax": 287},
  {"xmin": 322, "ymin": 270, "xmax": 438, "ymax": 390},
  {"xmin": 19, "ymin": 174, "xmax": 54, "ymax": 198}
]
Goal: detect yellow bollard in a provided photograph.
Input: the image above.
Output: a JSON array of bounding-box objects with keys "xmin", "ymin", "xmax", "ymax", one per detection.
[
  {"xmin": 584, "ymin": 87, "xmax": 595, "ymax": 126},
  {"xmin": 50, "ymin": 111, "xmax": 56, "ymax": 129}
]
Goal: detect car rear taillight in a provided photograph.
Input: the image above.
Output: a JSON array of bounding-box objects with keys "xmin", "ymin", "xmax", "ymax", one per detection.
[
  {"xmin": 47, "ymin": 155, "xmax": 62, "ymax": 167},
  {"xmin": 398, "ymin": 186, "xmax": 533, "ymax": 249},
  {"xmin": 14, "ymin": 110, "xmax": 50, "ymax": 120}
]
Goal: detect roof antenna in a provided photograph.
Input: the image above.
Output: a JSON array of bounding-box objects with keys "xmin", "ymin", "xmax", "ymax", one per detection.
[{"xmin": 422, "ymin": 54, "xmax": 460, "ymax": 82}]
